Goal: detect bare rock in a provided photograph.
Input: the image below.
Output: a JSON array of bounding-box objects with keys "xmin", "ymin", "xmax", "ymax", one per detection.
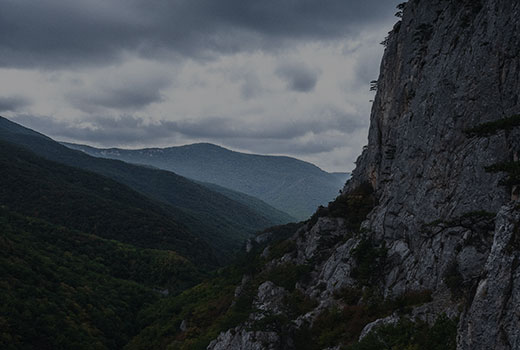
[
  {"xmin": 458, "ymin": 204, "xmax": 520, "ymax": 350},
  {"xmin": 207, "ymin": 327, "xmax": 281, "ymax": 350},
  {"xmin": 254, "ymin": 281, "xmax": 289, "ymax": 317}
]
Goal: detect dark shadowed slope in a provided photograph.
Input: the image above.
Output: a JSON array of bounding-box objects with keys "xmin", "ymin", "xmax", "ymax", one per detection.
[
  {"xmin": 63, "ymin": 142, "xmax": 350, "ymax": 220},
  {"xmin": 0, "ymin": 140, "xmax": 215, "ymax": 265}
]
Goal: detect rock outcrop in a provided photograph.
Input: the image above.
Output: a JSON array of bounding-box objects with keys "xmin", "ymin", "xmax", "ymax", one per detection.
[
  {"xmin": 458, "ymin": 204, "xmax": 520, "ymax": 350},
  {"xmin": 207, "ymin": 0, "xmax": 520, "ymax": 349}
]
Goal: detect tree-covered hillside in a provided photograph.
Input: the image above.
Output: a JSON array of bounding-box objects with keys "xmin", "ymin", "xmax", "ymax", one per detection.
[
  {"xmin": 0, "ymin": 209, "xmax": 203, "ymax": 350},
  {"xmin": 0, "ymin": 140, "xmax": 215, "ymax": 265}
]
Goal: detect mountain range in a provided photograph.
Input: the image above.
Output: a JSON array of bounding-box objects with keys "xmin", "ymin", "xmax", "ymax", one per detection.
[
  {"xmin": 63, "ymin": 142, "xmax": 349, "ymax": 220},
  {"xmin": 0, "ymin": 116, "xmax": 292, "ymax": 260}
]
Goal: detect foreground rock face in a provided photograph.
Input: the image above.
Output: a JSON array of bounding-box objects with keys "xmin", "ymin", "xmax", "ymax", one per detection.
[
  {"xmin": 458, "ymin": 204, "xmax": 520, "ymax": 350},
  {"xmin": 350, "ymin": 0, "xmax": 519, "ymax": 296},
  {"xmin": 208, "ymin": 328, "xmax": 281, "ymax": 350},
  {"xmin": 208, "ymin": 0, "xmax": 520, "ymax": 348},
  {"xmin": 345, "ymin": 0, "xmax": 520, "ymax": 297}
]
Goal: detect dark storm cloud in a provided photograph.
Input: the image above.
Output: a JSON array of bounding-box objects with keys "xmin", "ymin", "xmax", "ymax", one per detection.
[
  {"xmin": 0, "ymin": 96, "xmax": 30, "ymax": 112},
  {"xmin": 0, "ymin": 0, "xmax": 400, "ymax": 69},
  {"xmin": 0, "ymin": 1, "xmax": 140, "ymax": 68},
  {"xmin": 275, "ymin": 62, "xmax": 320, "ymax": 92}
]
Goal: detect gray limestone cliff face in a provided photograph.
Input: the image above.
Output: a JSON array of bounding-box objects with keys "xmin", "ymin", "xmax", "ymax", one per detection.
[
  {"xmin": 348, "ymin": 0, "xmax": 520, "ymax": 294},
  {"xmin": 207, "ymin": 0, "xmax": 520, "ymax": 349},
  {"xmin": 352, "ymin": 1, "xmax": 520, "ymax": 346},
  {"xmin": 350, "ymin": 0, "xmax": 519, "ymax": 226}
]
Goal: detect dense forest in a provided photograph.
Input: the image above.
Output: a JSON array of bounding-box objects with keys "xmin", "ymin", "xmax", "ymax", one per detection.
[{"xmin": 0, "ymin": 209, "xmax": 202, "ymax": 349}]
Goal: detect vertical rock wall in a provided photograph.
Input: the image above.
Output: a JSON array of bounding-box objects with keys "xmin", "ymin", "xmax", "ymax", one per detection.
[{"xmin": 348, "ymin": 0, "xmax": 520, "ymax": 295}]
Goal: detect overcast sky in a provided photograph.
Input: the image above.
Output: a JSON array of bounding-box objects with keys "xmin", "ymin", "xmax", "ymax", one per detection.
[{"xmin": 0, "ymin": 0, "xmax": 400, "ymax": 172}]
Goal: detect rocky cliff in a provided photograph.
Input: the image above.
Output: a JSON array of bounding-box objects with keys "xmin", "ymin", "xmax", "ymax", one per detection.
[{"xmin": 206, "ymin": 0, "xmax": 520, "ymax": 349}]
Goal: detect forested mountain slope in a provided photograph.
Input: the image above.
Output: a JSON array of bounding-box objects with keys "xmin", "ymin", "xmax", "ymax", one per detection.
[{"xmin": 0, "ymin": 140, "xmax": 214, "ymax": 264}]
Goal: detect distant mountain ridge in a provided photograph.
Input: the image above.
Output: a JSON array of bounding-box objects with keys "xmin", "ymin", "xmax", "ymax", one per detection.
[{"xmin": 63, "ymin": 142, "xmax": 350, "ymax": 220}]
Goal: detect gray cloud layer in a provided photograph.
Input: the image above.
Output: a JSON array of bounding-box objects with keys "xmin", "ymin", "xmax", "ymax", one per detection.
[
  {"xmin": 275, "ymin": 62, "xmax": 320, "ymax": 92},
  {"xmin": 12, "ymin": 110, "xmax": 367, "ymax": 155},
  {"xmin": 0, "ymin": 0, "xmax": 398, "ymax": 69},
  {"xmin": 0, "ymin": 96, "xmax": 30, "ymax": 112}
]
